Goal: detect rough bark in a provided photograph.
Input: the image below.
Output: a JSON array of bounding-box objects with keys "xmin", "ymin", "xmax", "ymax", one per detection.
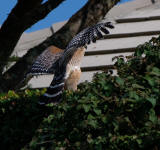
[
  {"xmin": 0, "ymin": 0, "xmax": 65, "ymax": 74},
  {"xmin": 0, "ymin": 0, "xmax": 120, "ymax": 92}
]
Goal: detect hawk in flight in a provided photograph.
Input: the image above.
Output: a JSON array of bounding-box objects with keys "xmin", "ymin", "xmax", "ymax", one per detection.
[{"xmin": 26, "ymin": 22, "xmax": 114, "ymax": 104}]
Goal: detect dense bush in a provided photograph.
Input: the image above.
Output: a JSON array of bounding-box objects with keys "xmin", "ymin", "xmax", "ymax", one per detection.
[
  {"xmin": 0, "ymin": 37, "xmax": 160, "ymax": 150},
  {"xmin": 0, "ymin": 89, "xmax": 50, "ymax": 150}
]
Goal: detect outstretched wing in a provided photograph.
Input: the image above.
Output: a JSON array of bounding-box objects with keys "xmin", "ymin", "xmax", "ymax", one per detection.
[
  {"xmin": 20, "ymin": 46, "xmax": 63, "ymax": 89},
  {"xmin": 26, "ymin": 46, "xmax": 63, "ymax": 78},
  {"xmin": 40, "ymin": 22, "xmax": 114, "ymax": 105},
  {"xmin": 66, "ymin": 22, "xmax": 114, "ymax": 50},
  {"xmin": 49, "ymin": 22, "xmax": 114, "ymax": 72},
  {"xmin": 63, "ymin": 22, "xmax": 114, "ymax": 63},
  {"xmin": 27, "ymin": 22, "xmax": 114, "ymax": 77}
]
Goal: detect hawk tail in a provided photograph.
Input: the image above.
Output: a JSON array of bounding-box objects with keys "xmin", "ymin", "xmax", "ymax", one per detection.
[{"xmin": 39, "ymin": 70, "xmax": 66, "ymax": 105}]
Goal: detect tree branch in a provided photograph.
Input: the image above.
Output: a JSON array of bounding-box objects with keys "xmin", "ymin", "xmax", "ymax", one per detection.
[
  {"xmin": 1, "ymin": 0, "xmax": 120, "ymax": 92},
  {"xmin": 0, "ymin": 0, "xmax": 65, "ymax": 73}
]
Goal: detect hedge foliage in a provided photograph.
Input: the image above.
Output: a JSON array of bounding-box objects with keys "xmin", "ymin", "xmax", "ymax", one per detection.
[{"xmin": 0, "ymin": 37, "xmax": 160, "ymax": 150}]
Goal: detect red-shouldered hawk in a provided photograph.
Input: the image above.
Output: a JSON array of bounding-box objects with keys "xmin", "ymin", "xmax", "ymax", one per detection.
[{"xmin": 26, "ymin": 22, "xmax": 114, "ymax": 105}]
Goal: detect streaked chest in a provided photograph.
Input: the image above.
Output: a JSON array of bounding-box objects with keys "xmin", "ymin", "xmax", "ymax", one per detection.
[{"xmin": 66, "ymin": 47, "xmax": 85, "ymax": 77}]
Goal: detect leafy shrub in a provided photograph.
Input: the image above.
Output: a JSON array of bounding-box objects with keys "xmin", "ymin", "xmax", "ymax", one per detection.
[{"xmin": 0, "ymin": 37, "xmax": 160, "ymax": 150}]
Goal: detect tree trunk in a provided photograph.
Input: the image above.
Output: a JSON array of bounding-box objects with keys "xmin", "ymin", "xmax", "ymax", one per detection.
[{"xmin": 0, "ymin": 0, "xmax": 120, "ymax": 92}]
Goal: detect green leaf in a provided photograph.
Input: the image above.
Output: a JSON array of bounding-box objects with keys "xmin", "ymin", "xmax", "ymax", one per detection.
[
  {"xmin": 132, "ymin": 84, "xmax": 145, "ymax": 89},
  {"xmin": 94, "ymin": 109, "xmax": 102, "ymax": 115},
  {"xmin": 87, "ymin": 114, "xmax": 95, "ymax": 120},
  {"xmin": 136, "ymin": 139, "xmax": 142, "ymax": 145},
  {"xmin": 116, "ymin": 77, "xmax": 124, "ymax": 86},
  {"xmin": 150, "ymin": 67, "xmax": 160, "ymax": 76},
  {"xmin": 149, "ymin": 109, "xmax": 157, "ymax": 123},
  {"xmin": 83, "ymin": 105, "xmax": 91, "ymax": 113},
  {"xmin": 144, "ymin": 75, "xmax": 155, "ymax": 86},
  {"xmin": 102, "ymin": 116, "xmax": 107, "ymax": 123},
  {"xmin": 8, "ymin": 90, "xmax": 15, "ymax": 97},
  {"xmin": 129, "ymin": 91, "xmax": 140, "ymax": 101},
  {"xmin": 146, "ymin": 97, "xmax": 156, "ymax": 107},
  {"xmin": 88, "ymin": 120, "xmax": 98, "ymax": 128}
]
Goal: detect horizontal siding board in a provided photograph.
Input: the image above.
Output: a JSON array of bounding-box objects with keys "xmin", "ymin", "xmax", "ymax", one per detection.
[
  {"xmin": 28, "ymin": 70, "xmax": 117, "ymax": 88},
  {"xmin": 122, "ymin": 8, "xmax": 160, "ymax": 19},
  {"xmin": 28, "ymin": 71, "xmax": 102, "ymax": 88},
  {"xmin": 18, "ymin": 28, "xmax": 52, "ymax": 44},
  {"xmin": 105, "ymin": 0, "xmax": 152, "ymax": 21},
  {"xmin": 16, "ymin": 37, "xmax": 47, "ymax": 51},
  {"xmin": 13, "ymin": 38, "xmax": 47, "ymax": 57},
  {"xmin": 80, "ymin": 71, "xmax": 102, "ymax": 83},
  {"xmin": 80, "ymin": 70, "xmax": 117, "ymax": 83},
  {"xmin": 81, "ymin": 52, "xmax": 132, "ymax": 68},
  {"xmin": 85, "ymin": 47, "xmax": 136, "ymax": 56},
  {"xmin": 109, "ymin": 20, "xmax": 160, "ymax": 35},
  {"xmin": 87, "ymin": 35, "xmax": 158, "ymax": 51},
  {"xmin": 104, "ymin": 31, "xmax": 160, "ymax": 39}
]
